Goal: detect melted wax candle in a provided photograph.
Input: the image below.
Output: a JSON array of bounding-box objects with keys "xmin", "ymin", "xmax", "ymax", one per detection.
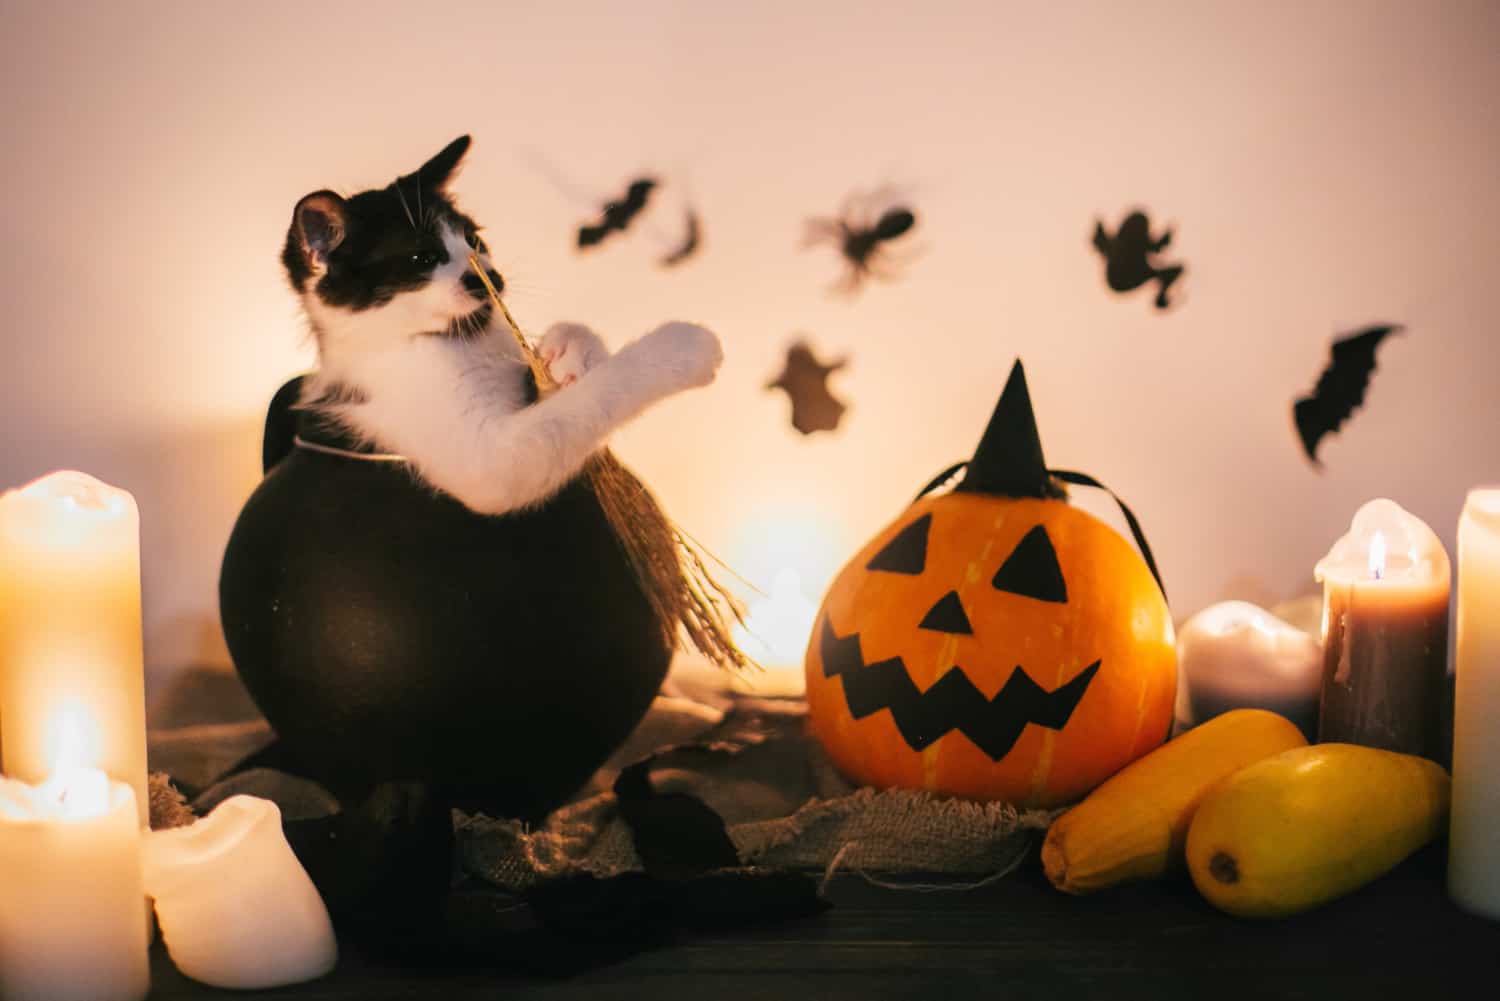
[
  {"xmin": 0, "ymin": 767, "xmax": 150, "ymax": 1001},
  {"xmin": 1175, "ymin": 601, "xmax": 1322, "ymax": 739},
  {"xmin": 1314, "ymin": 499, "xmax": 1451, "ymax": 761},
  {"xmin": 143, "ymin": 795, "xmax": 337, "ymax": 989},
  {"xmin": 0, "ymin": 471, "xmax": 149, "ymax": 826}
]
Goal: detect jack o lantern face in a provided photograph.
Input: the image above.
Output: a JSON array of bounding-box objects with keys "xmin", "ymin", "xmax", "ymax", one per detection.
[
  {"xmin": 822, "ymin": 513, "xmax": 1099, "ymax": 760},
  {"xmin": 805, "ymin": 492, "xmax": 1176, "ymax": 808}
]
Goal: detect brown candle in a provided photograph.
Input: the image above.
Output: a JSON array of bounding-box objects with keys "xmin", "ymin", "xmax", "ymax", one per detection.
[{"xmin": 1314, "ymin": 499, "xmax": 1451, "ymax": 763}]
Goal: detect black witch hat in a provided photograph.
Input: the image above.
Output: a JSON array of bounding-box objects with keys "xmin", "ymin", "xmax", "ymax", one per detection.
[
  {"xmin": 912, "ymin": 358, "xmax": 1166, "ymax": 601},
  {"xmin": 955, "ymin": 360, "xmax": 1067, "ymax": 500}
]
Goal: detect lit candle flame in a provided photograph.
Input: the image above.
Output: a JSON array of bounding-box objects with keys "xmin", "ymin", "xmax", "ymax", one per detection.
[
  {"xmin": 38, "ymin": 766, "xmax": 111, "ymax": 820},
  {"xmin": 731, "ymin": 569, "xmax": 818, "ymax": 691},
  {"xmin": 38, "ymin": 705, "xmax": 113, "ymax": 818},
  {"xmin": 44, "ymin": 701, "xmax": 101, "ymax": 776},
  {"xmin": 1369, "ymin": 531, "xmax": 1388, "ymax": 580}
]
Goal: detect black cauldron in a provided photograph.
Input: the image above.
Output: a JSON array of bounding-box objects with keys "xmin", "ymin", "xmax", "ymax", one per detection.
[{"xmin": 219, "ymin": 377, "xmax": 673, "ymax": 820}]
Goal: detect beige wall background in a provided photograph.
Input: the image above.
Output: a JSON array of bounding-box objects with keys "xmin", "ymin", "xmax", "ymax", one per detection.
[{"xmin": 3, "ymin": 0, "xmax": 1497, "ymax": 695}]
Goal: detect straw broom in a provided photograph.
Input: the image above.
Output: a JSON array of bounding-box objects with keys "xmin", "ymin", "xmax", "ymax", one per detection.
[{"xmin": 467, "ymin": 254, "xmax": 752, "ymax": 672}]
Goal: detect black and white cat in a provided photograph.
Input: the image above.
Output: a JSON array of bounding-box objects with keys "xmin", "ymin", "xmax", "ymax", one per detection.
[{"xmin": 281, "ymin": 135, "xmax": 722, "ymax": 514}]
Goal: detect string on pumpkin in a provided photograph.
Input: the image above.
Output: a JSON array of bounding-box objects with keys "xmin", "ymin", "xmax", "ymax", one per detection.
[
  {"xmin": 467, "ymin": 254, "xmax": 753, "ymax": 672},
  {"xmin": 819, "ymin": 837, "xmax": 1040, "ymax": 894},
  {"xmin": 913, "ymin": 460, "xmax": 1167, "ymax": 604}
]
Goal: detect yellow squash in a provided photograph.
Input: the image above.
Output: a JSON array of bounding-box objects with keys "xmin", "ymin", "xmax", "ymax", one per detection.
[
  {"xmin": 1042, "ymin": 709, "xmax": 1307, "ymax": 893},
  {"xmin": 1186, "ymin": 743, "xmax": 1450, "ymax": 918}
]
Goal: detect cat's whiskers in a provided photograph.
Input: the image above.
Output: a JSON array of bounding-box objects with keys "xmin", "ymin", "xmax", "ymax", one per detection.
[
  {"xmin": 461, "ymin": 308, "xmax": 486, "ymax": 340},
  {"xmin": 393, "ymin": 183, "xmax": 416, "ymax": 228}
]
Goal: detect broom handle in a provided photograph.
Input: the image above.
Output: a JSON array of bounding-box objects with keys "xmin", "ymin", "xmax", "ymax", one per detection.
[{"xmin": 466, "ymin": 253, "xmax": 555, "ymax": 391}]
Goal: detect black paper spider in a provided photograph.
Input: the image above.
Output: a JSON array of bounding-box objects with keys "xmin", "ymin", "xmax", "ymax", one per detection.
[{"xmin": 803, "ymin": 187, "xmax": 918, "ymax": 294}]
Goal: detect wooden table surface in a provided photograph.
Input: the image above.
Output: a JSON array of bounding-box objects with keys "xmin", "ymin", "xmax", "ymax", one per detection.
[{"xmin": 148, "ymin": 846, "xmax": 1497, "ymax": 1000}]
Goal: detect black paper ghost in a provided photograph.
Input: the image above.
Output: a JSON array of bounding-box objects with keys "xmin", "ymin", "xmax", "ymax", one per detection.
[
  {"xmin": 766, "ymin": 342, "xmax": 848, "ymax": 435},
  {"xmin": 1092, "ymin": 211, "xmax": 1185, "ymax": 310},
  {"xmin": 1293, "ymin": 324, "xmax": 1403, "ymax": 467}
]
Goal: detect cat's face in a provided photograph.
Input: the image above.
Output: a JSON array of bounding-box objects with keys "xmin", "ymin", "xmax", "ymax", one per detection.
[{"xmin": 283, "ymin": 135, "xmax": 503, "ymax": 344}]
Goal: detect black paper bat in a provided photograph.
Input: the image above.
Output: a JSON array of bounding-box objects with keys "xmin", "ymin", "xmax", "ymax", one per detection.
[
  {"xmin": 577, "ymin": 178, "xmax": 657, "ymax": 249},
  {"xmin": 766, "ymin": 342, "xmax": 848, "ymax": 435},
  {"xmin": 659, "ymin": 209, "xmax": 701, "ymax": 267},
  {"xmin": 1293, "ymin": 324, "xmax": 1403, "ymax": 466}
]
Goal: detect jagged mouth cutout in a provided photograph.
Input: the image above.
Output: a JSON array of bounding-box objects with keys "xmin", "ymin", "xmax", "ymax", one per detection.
[{"xmin": 818, "ymin": 513, "xmax": 1099, "ymax": 762}]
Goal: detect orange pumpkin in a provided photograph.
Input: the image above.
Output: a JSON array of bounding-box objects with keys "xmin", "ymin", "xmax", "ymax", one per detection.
[{"xmin": 805, "ymin": 362, "xmax": 1176, "ymax": 808}]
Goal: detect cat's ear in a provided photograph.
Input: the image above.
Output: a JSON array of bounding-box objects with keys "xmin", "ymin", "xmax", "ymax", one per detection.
[
  {"xmin": 292, "ymin": 191, "xmax": 346, "ymax": 268},
  {"xmin": 415, "ymin": 135, "xmax": 471, "ymax": 190}
]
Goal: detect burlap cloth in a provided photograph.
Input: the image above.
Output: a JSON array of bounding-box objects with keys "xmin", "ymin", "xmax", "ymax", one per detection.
[{"xmin": 146, "ymin": 659, "xmax": 1058, "ymax": 887}]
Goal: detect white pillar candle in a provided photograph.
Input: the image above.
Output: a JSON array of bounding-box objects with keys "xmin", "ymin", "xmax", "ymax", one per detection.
[
  {"xmin": 1174, "ymin": 601, "xmax": 1323, "ymax": 739},
  {"xmin": 1449, "ymin": 487, "xmax": 1500, "ymax": 919},
  {"xmin": 0, "ymin": 767, "xmax": 149, "ymax": 1001},
  {"xmin": 1314, "ymin": 498, "xmax": 1451, "ymax": 759},
  {"xmin": 0, "ymin": 471, "xmax": 149, "ymax": 826},
  {"xmin": 143, "ymin": 795, "xmax": 337, "ymax": 989}
]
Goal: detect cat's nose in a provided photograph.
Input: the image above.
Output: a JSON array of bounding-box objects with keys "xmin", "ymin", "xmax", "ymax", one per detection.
[{"xmin": 462, "ymin": 269, "xmax": 505, "ymax": 299}]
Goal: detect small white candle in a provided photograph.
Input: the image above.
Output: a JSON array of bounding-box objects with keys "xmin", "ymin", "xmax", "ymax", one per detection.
[
  {"xmin": 143, "ymin": 795, "xmax": 337, "ymax": 989},
  {"xmin": 1449, "ymin": 487, "xmax": 1500, "ymax": 919},
  {"xmin": 0, "ymin": 471, "xmax": 149, "ymax": 826},
  {"xmin": 1174, "ymin": 601, "xmax": 1323, "ymax": 738},
  {"xmin": 0, "ymin": 767, "xmax": 149, "ymax": 1001}
]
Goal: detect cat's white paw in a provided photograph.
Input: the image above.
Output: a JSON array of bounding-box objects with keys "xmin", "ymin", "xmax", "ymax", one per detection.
[
  {"xmin": 539, "ymin": 322, "xmax": 609, "ymax": 387},
  {"xmin": 637, "ymin": 322, "xmax": 723, "ymax": 390}
]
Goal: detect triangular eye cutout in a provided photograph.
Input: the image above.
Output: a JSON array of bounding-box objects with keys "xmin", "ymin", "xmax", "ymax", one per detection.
[
  {"xmin": 866, "ymin": 513, "xmax": 931, "ymax": 575},
  {"xmin": 992, "ymin": 525, "xmax": 1068, "ymax": 603}
]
